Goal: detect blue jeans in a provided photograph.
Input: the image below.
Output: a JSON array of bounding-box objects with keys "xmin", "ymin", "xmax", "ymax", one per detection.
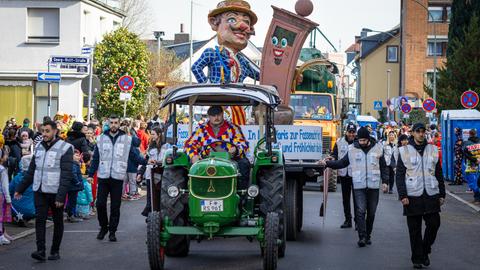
[
  {"xmin": 353, "ymin": 188, "xmax": 379, "ymax": 239},
  {"xmin": 465, "ymin": 173, "xmax": 480, "ymax": 201}
]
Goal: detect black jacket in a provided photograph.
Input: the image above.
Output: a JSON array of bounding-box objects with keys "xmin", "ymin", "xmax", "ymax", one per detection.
[
  {"xmin": 16, "ymin": 137, "xmax": 74, "ymax": 203},
  {"xmin": 395, "ymin": 138, "xmax": 445, "ymax": 216},
  {"xmin": 326, "ymin": 138, "xmax": 389, "ymax": 184},
  {"xmin": 66, "ymin": 130, "xmax": 91, "ymax": 163}
]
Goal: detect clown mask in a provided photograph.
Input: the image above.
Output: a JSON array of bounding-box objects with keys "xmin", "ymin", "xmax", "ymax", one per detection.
[{"xmin": 210, "ymin": 11, "xmax": 255, "ymax": 52}]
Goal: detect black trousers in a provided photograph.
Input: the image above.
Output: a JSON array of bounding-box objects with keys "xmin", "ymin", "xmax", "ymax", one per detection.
[
  {"xmin": 96, "ymin": 178, "xmax": 123, "ymax": 233},
  {"xmin": 353, "ymin": 188, "xmax": 379, "ymax": 239},
  {"xmin": 339, "ymin": 176, "xmax": 356, "ymax": 221},
  {"xmin": 388, "ymin": 167, "xmax": 395, "ymax": 191},
  {"xmin": 66, "ymin": 191, "xmax": 78, "ymax": 217},
  {"xmin": 234, "ymin": 157, "xmax": 251, "ymax": 190},
  {"xmin": 34, "ymin": 192, "xmax": 64, "ymax": 253},
  {"xmin": 406, "ymin": 213, "xmax": 441, "ymax": 264}
]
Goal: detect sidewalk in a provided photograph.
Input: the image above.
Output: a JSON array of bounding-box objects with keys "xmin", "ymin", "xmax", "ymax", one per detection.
[{"xmin": 445, "ymin": 182, "xmax": 480, "ymax": 212}]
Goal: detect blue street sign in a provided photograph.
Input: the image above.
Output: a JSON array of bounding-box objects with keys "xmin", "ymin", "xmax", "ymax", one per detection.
[
  {"xmin": 37, "ymin": 72, "xmax": 61, "ymax": 82},
  {"xmin": 81, "ymin": 47, "xmax": 93, "ymax": 55},
  {"xmin": 373, "ymin": 100, "xmax": 383, "ymax": 111},
  {"xmin": 51, "ymin": 56, "xmax": 88, "ymax": 64}
]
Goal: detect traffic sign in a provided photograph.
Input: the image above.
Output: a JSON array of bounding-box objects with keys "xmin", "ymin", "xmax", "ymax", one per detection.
[
  {"xmin": 81, "ymin": 47, "xmax": 93, "ymax": 55},
  {"xmin": 401, "ymin": 103, "xmax": 412, "ymax": 114},
  {"xmin": 373, "ymin": 100, "xmax": 383, "ymax": 111},
  {"xmin": 422, "ymin": 98, "xmax": 436, "ymax": 112},
  {"xmin": 461, "ymin": 90, "xmax": 479, "ymax": 109},
  {"xmin": 119, "ymin": 92, "xmax": 132, "ymax": 101},
  {"xmin": 118, "ymin": 75, "xmax": 135, "ymax": 92},
  {"xmin": 37, "ymin": 72, "xmax": 61, "ymax": 82},
  {"xmin": 81, "ymin": 75, "xmax": 101, "ymax": 95}
]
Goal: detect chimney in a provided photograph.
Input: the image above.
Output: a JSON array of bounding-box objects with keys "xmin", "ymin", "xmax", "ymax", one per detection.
[{"xmin": 174, "ymin": 23, "xmax": 190, "ymax": 44}]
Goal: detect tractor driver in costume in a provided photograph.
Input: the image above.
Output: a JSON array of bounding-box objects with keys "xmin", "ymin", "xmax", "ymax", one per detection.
[{"xmin": 184, "ymin": 106, "xmax": 250, "ymax": 190}]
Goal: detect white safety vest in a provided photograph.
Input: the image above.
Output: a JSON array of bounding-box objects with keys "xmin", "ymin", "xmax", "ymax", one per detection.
[
  {"xmin": 33, "ymin": 140, "xmax": 73, "ymax": 193},
  {"xmin": 97, "ymin": 133, "xmax": 132, "ymax": 180},
  {"xmin": 348, "ymin": 143, "xmax": 384, "ymax": 189},
  {"xmin": 398, "ymin": 144, "xmax": 440, "ymax": 197},
  {"xmin": 336, "ymin": 137, "xmax": 352, "ymax": 177},
  {"xmin": 383, "ymin": 142, "xmax": 398, "ymax": 167}
]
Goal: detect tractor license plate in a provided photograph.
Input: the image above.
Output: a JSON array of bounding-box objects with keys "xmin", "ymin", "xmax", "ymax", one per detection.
[{"xmin": 200, "ymin": 200, "xmax": 223, "ymax": 212}]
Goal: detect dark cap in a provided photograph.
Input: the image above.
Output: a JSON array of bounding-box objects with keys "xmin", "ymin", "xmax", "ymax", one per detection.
[
  {"xmin": 357, "ymin": 127, "xmax": 370, "ymax": 139},
  {"xmin": 207, "ymin": 106, "xmax": 223, "ymax": 116},
  {"xmin": 346, "ymin": 123, "xmax": 357, "ymax": 132},
  {"xmin": 23, "ymin": 118, "xmax": 30, "ymax": 124},
  {"xmin": 398, "ymin": 134, "xmax": 409, "ymax": 142},
  {"xmin": 412, "ymin": 123, "xmax": 426, "ymax": 132},
  {"xmin": 72, "ymin": 121, "xmax": 84, "ymax": 132}
]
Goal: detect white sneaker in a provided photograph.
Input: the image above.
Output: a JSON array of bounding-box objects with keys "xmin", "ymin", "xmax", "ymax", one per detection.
[{"xmin": 0, "ymin": 235, "xmax": 11, "ymax": 245}]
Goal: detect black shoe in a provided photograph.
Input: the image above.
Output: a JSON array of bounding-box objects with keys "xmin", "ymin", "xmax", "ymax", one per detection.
[
  {"xmin": 423, "ymin": 255, "xmax": 430, "ymax": 267},
  {"xmin": 413, "ymin": 263, "xmax": 423, "ymax": 269},
  {"xmin": 48, "ymin": 252, "xmax": 60, "ymax": 260},
  {"xmin": 366, "ymin": 236, "xmax": 372, "ymax": 245},
  {"xmin": 357, "ymin": 238, "xmax": 366, "ymax": 247},
  {"xmin": 97, "ymin": 229, "xmax": 108, "ymax": 240},
  {"xmin": 31, "ymin": 251, "xmax": 46, "ymax": 261},
  {"xmin": 109, "ymin": 232, "xmax": 117, "ymax": 242},
  {"xmin": 340, "ymin": 220, "xmax": 352, "ymax": 229}
]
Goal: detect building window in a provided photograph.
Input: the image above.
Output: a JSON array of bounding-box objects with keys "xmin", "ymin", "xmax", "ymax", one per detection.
[
  {"xmin": 427, "ymin": 40, "xmax": 447, "ymax": 56},
  {"xmin": 27, "ymin": 8, "xmax": 60, "ymax": 43},
  {"xmin": 34, "ymin": 82, "xmax": 59, "ymax": 122},
  {"xmin": 425, "ymin": 71, "xmax": 439, "ymax": 90},
  {"xmin": 386, "ymin": 46, "xmax": 399, "ymax": 63},
  {"xmin": 446, "ymin": 6, "xmax": 451, "ymax": 22},
  {"xmin": 428, "ymin": 5, "xmax": 451, "ymax": 23},
  {"xmin": 113, "ymin": 21, "xmax": 120, "ymax": 29}
]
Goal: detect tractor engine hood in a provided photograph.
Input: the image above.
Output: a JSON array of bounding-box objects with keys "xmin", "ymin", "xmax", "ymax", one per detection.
[{"xmin": 189, "ymin": 156, "xmax": 239, "ymax": 179}]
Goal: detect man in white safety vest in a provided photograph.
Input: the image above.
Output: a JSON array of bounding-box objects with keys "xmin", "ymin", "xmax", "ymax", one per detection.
[
  {"xmin": 396, "ymin": 123, "xmax": 445, "ymax": 269},
  {"xmin": 319, "ymin": 127, "xmax": 389, "ymax": 247},
  {"xmin": 331, "ymin": 122, "xmax": 357, "ymax": 229},
  {"xmin": 88, "ymin": 115, "xmax": 146, "ymax": 242},
  {"xmin": 15, "ymin": 120, "xmax": 74, "ymax": 261}
]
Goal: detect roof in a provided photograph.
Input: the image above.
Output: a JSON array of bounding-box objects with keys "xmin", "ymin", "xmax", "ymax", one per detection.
[
  {"xmin": 164, "ymin": 39, "xmax": 212, "ymax": 60},
  {"xmin": 82, "ymin": 0, "xmax": 125, "ymax": 17},
  {"xmin": 360, "ymin": 27, "xmax": 400, "ymax": 59},
  {"xmin": 160, "ymin": 84, "xmax": 281, "ymax": 108},
  {"xmin": 441, "ymin": 110, "xmax": 480, "ymax": 120}
]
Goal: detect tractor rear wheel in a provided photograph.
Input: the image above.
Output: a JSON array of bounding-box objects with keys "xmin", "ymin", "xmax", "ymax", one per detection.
[
  {"xmin": 297, "ymin": 183, "xmax": 303, "ymax": 232},
  {"xmin": 263, "ymin": 212, "xmax": 279, "ymax": 270},
  {"xmin": 285, "ymin": 179, "xmax": 298, "ymax": 240},
  {"xmin": 161, "ymin": 167, "xmax": 190, "ymax": 257},
  {"xmin": 258, "ymin": 166, "xmax": 286, "ymax": 258},
  {"xmin": 147, "ymin": 211, "xmax": 165, "ymax": 270}
]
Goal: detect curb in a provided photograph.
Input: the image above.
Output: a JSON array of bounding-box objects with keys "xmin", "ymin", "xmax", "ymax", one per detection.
[
  {"xmin": 11, "ymin": 222, "xmax": 53, "ymax": 241},
  {"xmin": 446, "ymin": 190, "xmax": 480, "ymax": 212}
]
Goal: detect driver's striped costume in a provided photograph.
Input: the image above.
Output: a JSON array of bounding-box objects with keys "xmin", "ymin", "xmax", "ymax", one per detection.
[{"xmin": 184, "ymin": 120, "xmax": 249, "ymax": 159}]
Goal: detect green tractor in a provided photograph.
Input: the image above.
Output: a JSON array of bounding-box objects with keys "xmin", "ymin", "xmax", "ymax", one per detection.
[{"xmin": 147, "ymin": 84, "xmax": 286, "ymax": 270}]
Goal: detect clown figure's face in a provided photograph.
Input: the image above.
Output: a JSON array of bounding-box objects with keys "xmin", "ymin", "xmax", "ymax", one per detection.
[{"xmin": 212, "ymin": 12, "xmax": 254, "ymax": 52}]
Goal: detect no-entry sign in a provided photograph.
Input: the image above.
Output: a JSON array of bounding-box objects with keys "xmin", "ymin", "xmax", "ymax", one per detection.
[
  {"xmin": 118, "ymin": 75, "xmax": 135, "ymax": 92},
  {"xmin": 461, "ymin": 90, "xmax": 479, "ymax": 109},
  {"xmin": 422, "ymin": 98, "xmax": 436, "ymax": 112}
]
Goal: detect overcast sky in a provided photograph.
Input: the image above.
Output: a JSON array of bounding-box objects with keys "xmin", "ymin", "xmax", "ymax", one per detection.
[{"xmin": 145, "ymin": 0, "xmax": 400, "ymax": 52}]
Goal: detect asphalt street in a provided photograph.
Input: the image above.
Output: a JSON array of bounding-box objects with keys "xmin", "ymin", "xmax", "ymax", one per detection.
[{"xmin": 1, "ymin": 186, "xmax": 479, "ymax": 270}]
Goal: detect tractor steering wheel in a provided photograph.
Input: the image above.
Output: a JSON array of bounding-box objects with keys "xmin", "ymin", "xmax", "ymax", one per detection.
[{"xmin": 203, "ymin": 141, "xmax": 239, "ymax": 157}]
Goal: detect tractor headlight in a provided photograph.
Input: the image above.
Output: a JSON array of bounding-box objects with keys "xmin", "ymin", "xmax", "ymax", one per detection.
[
  {"xmin": 167, "ymin": 185, "xmax": 179, "ymax": 198},
  {"xmin": 247, "ymin": 185, "xmax": 259, "ymax": 198}
]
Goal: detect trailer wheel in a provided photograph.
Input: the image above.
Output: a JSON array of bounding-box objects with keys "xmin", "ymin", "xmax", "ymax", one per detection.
[
  {"xmin": 147, "ymin": 211, "xmax": 165, "ymax": 270},
  {"xmin": 285, "ymin": 179, "xmax": 298, "ymax": 240},
  {"xmin": 297, "ymin": 183, "xmax": 303, "ymax": 232},
  {"xmin": 263, "ymin": 212, "xmax": 279, "ymax": 270},
  {"xmin": 161, "ymin": 167, "xmax": 190, "ymax": 257},
  {"xmin": 258, "ymin": 166, "xmax": 286, "ymax": 258}
]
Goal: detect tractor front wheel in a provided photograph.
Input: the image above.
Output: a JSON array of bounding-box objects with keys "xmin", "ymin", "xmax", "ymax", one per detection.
[
  {"xmin": 161, "ymin": 167, "xmax": 190, "ymax": 257},
  {"xmin": 147, "ymin": 211, "xmax": 165, "ymax": 270},
  {"xmin": 263, "ymin": 212, "xmax": 279, "ymax": 270}
]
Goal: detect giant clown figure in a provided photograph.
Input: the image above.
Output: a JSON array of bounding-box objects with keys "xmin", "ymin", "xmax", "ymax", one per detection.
[{"xmin": 191, "ymin": 0, "xmax": 259, "ymax": 125}]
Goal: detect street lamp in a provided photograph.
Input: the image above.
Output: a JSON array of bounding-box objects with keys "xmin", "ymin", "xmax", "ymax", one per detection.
[{"xmin": 153, "ymin": 31, "xmax": 165, "ymax": 55}]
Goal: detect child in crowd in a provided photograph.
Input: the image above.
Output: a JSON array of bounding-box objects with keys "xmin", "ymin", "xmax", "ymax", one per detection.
[
  {"xmin": 0, "ymin": 147, "xmax": 12, "ymax": 245},
  {"xmin": 76, "ymin": 177, "xmax": 93, "ymax": 219},
  {"xmin": 66, "ymin": 150, "xmax": 85, "ymax": 222}
]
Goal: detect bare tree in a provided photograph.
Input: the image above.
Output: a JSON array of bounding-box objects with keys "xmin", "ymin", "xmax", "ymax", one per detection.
[
  {"xmin": 119, "ymin": 0, "xmax": 152, "ymax": 36},
  {"xmin": 144, "ymin": 49, "xmax": 184, "ymax": 119}
]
